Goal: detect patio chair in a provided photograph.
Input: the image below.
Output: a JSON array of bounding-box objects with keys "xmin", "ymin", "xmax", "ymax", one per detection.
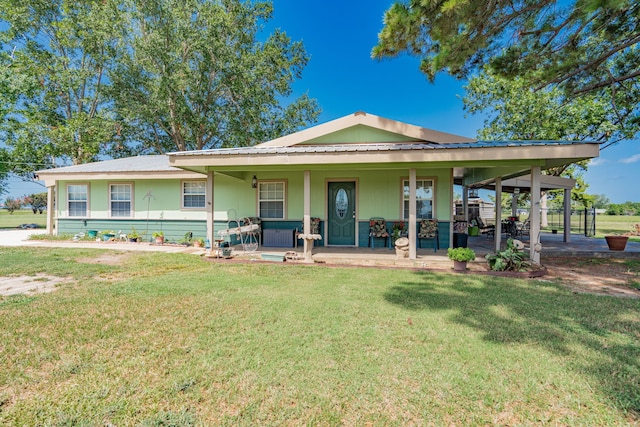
[
  {"xmin": 418, "ymin": 219, "xmax": 439, "ymax": 252},
  {"xmin": 474, "ymin": 216, "xmax": 495, "ymax": 237},
  {"xmin": 369, "ymin": 217, "xmax": 390, "ymax": 249}
]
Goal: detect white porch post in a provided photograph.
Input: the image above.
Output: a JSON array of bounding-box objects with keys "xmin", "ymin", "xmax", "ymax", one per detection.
[
  {"xmin": 409, "ymin": 168, "xmax": 417, "ymax": 259},
  {"xmin": 303, "ymin": 170, "xmax": 313, "ymax": 263},
  {"xmin": 563, "ymin": 188, "xmax": 571, "ymax": 243},
  {"xmin": 206, "ymin": 170, "xmax": 215, "ymax": 256},
  {"xmin": 494, "ymin": 177, "xmax": 502, "ymax": 252},
  {"xmin": 530, "ymin": 166, "xmax": 542, "ymax": 264},
  {"xmin": 46, "ymin": 184, "xmax": 55, "ymax": 235}
]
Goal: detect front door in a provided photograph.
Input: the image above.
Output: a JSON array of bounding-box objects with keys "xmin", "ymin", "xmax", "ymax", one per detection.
[{"xmin": 327, "ymin": 181, "xmax": 356, "ymax": 246}]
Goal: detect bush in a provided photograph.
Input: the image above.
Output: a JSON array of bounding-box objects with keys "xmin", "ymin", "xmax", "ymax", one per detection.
[
  {"xmin": 447, "ymin": 247, "xmax": 476, "ymax": 262},
  {"xmin": 486, "ymin": 238, "xmax": 530, "ymax": 272}
]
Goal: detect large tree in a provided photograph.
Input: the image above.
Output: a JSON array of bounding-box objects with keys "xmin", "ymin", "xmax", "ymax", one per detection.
[
  {"xmin": 1, "ymin": 0, "xmax": 320, "ymax": 173},
  {"xmin": 110, "ymin": 0, "xmax": 319, "ymax": 152},
  {"xmin": 372, "ymin": 0, "xmax": 640, "ymax": 144},
  {"xmin": 0, "ymin": 0, "xmax": 125, "ymax": 176}
]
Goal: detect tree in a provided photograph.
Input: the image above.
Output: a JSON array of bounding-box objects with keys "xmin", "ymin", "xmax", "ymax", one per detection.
[
  {"xmin": 110, "ymin": 0, "xmax": 320, "ymax": 152},
  {"xmin": 3, "ymin": 196, "xmax": 22, "ymax": 214},
  {"xmin": 372, "ymin": 0, "xmax": 640, "ymax": 145},
  {"xmin": 0, "ymin": 0, "xmax": 126, "ymax": 177},
  {"xmin": 24, "ymin": 192, "xmax": 47, "ymax": 214},
  {"xmin": 1, "ymin": 0, "xmax": 320, "ymax": 172}
]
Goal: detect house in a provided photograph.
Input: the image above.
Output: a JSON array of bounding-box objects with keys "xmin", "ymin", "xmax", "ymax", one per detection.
[{"xmin": 37, "ymin": 112, "xmax": 600, "ymax": 263}]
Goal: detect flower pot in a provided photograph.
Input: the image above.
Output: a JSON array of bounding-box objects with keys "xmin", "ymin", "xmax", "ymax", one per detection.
[
  {"xmin": 87, "ymin": 230, "xmax": 98, "ymax": 238},
  {"xmin": 453, "ymin": 260, "xmax": 467, "ymax": 272},
  {"xmin": 155, "ymin": 236, "xmax": 165, "ymax": 244},
  {"xmin": 102, "ymin": 233, "xmax": 115, "ymax": 241},
  {"xmin": 605, "ymin": 235, "xmax": 628, "ymax": 251}
]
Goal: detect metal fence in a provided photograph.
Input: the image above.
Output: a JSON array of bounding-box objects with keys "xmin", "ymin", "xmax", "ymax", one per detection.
[{"xmin": 521, "ymin": 208, "xmax": 597, "ymax": 237}]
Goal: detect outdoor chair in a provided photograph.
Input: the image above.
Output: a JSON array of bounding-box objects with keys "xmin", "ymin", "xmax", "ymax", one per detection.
[
  {"xmin": 418, "ymin": 219, "xmax": 439, "ymax": 252},
  {"xmin": 369, "ymin": 217, "xmax": 390, "ymax": 249}
]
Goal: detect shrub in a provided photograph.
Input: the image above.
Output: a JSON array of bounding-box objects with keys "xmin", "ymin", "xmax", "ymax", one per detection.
[{"xmin": 486, "ymin": 238, "xmax": 530, "ymax": 271}]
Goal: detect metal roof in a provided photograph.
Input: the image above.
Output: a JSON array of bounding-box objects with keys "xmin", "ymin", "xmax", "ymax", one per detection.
[
  {"xmin": 36, "ymin": 155, "xmax": 181, "ymax": 174},
  {"xmin": 170, "ymin": 140, "xmax": 599, "ymax": 157}
]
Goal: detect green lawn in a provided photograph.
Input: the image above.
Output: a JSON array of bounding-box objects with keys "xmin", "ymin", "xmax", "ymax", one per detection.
[
  {"xmin": 0, "ymin": 248, "xmax": 639, "ymax": 425},
  {"xmin": 596, "ymin": 215, "xmax": 640, "ymax": 237},
  {"xmin": 0, "ymin": 210, "xmax": 47, "ymax": 229}
]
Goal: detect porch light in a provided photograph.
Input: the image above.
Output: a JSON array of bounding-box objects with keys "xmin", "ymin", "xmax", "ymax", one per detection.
[
  {"xmin": 252, "ymin": 175, "xmax": 257, "ymax": 189},
  {"xmin": 514, "ymin": 187, "xmax": 520, "ymax": 195},
  {"xmin": 468, "ymin": 188, "xmax": 478, "ymax": 198}
]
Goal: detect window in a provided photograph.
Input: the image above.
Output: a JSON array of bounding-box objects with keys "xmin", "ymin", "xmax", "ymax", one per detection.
[
  {"xmin": 258, "ymin": 181, "xmax": 285, "ymax": 219},
  {"xmin": 109, "ymin": 183, "xmax": 132, "ymax": 217},
  {"xmin": 182, "ymin": 181, "xmax": 206, "ymax": 209},
  {"xmin": 67, "ymin": 184, "xmax": 88, "ymax": 217},
  {"xmin": 403, "ymin": 179, "xmax": 434, "ymax": 219}
]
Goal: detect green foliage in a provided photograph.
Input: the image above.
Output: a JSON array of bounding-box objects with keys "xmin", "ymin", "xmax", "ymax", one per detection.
[
  {"xmin": 607, "ymin": 202, "xmax": 640, "ymax": 216},
  {"xmin": 110, "ymin": 0, "xmax": 320, "ymax": 152},
  {"xmin": 486, "ymin": 238, "xmax": 530, "ymax": 271},
  {"xmin": 447, "ymin": 247, "xmax": 476, "ymax": 262},
  {"xmin": 23, "ymin": 192, "xmax": 47, "ymax": 214},
  {"xmin": 373, "ymin": 0, "xmax": 640, "ymax": 144},
  {"xmin": 0, "ymin": 0, "xmax": 319, "ymax": 176}
]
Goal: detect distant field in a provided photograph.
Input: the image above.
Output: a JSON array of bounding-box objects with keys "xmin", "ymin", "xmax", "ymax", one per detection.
[
  {"xmin": 0, "ymin": 210, "xmax": 47, "ymax": 229},
  {"xmin": 595, "ymin": 215, "xmax": 640, "ymax": 238}
]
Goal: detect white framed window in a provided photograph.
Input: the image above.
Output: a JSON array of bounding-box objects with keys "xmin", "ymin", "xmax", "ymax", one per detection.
[
  {"xmin": 182, "ymin": 181, "xmax": 206, "ymax": 209},
  {"xmin": 109, "ymin": 183, "xmax": 132, "ymax": 217},
  {"xmin": 67, "ymin": 184, "xmax": 88, "ymax": 217},
  {"xmin": 403, "ymin": 179, "xmax": 434, "ymax": 219},
  {"xmin": 258, "ymin": 181, "xmax": 285, "ymax": 219}
]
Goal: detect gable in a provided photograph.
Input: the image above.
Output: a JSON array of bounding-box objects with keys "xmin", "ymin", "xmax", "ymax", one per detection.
[{"xmin": 299, "ymin": 124, "xmax": 422, "ymax": 145}]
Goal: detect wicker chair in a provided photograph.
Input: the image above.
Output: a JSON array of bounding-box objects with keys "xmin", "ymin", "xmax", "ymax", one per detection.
[
  {"xmin": 418, "ymin": 219, "xmax": 439, "ymax": 252},
  {"xmin": 369, "ymin": 218, "xmax": 390, "ymax": 249}
]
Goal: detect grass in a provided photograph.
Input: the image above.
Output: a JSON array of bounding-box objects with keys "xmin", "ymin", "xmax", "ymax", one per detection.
[
  {"xmin": 596, "ymin": 215, "xmax": 640, "ymax": 238},
  {"xmin": 0, "ymin": 248, "xmax": 638, "ymax": 425},
  {"xmin": 0, "ymin": 210, "xmax": 46, "ymax": 229}
]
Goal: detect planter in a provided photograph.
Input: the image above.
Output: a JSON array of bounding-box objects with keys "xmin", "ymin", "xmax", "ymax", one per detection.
[
  {"xmin": 155, "ymin": 236, "xmax": 165, "ymax": 245},
  {"xmin": 102, "ymin": 233, "xmax": 115, "ymax": 241},
  {"xmin": 453, "ymin": 260, "xmax": 467, "ymax": 272},
  {"xmin": 468, "ymin": 226, "xmax": 479, "ymax": 236},
  {"xmin": 87, "ymin": 230, "xmax": 98, "ymax": 238},
  {"xmin": 605, "ymin": 235, "xmax": 628, "ymax": 251}
]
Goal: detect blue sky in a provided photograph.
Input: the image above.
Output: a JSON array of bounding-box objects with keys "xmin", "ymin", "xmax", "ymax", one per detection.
[{"xmin": 5, "ymin": 0, "xmax": 639, "ymax": 203}]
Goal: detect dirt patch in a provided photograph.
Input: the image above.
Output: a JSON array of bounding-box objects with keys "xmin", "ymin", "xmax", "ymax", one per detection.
[
  {"xmin": 540, "ymin": 256, "xmax": 640, "ymax": 298},
  {"xmin": 77, "ymin": 252, "xmax": 129, "ymax": 266},
  {"xmin": 0, "ymin": 274, "xmax": 73, "ymax": 296}
]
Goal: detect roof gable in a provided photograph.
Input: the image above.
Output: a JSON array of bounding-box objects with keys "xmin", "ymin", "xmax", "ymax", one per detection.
[{"xmin": 257, "ymin": 111, "xmax": 476, "ymax": 147}]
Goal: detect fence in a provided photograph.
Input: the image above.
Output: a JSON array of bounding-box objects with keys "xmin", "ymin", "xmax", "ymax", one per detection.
[{"xmin": 519, "ymin": 208, "xmax": 596, "ymax": 237}]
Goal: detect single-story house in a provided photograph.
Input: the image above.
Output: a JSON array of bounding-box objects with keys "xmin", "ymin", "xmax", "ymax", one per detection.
[{"xmin": 37, "ymin": 112, "xmax": 600, "ymax": 263}]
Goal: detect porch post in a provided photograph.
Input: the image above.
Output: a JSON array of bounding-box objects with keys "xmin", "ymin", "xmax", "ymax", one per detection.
[
  {"xmin": 494, "ymin": 177, "xmax": 502, "ymax": 252},
  {"xmin": 46, "ymin": 184, "xmax": 55, "ymax": 235},
  {"xmin": 462, "ymin": 186, "xmax": 469, "ymax": 221},
  {"xmin": 303, "ymin": 170, "xmax": 313, "ymax": 263},
  {"xmin": 409, "ymin": 168, "xmax": 417, "ymax": 259},
  {"xmin": 530, "ymin": 166, "xmax": 542, "ymax": 264},
  {"xmin": 563, "ymin": 188, "xmax": 571, "ymax": 243},
  {"xmin": 206, "ymin": 170, "xmax": 215, "ymax": 256}
]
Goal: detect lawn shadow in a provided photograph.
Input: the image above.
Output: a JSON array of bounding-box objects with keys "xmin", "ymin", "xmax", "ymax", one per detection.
[{"xmin": 384, "ymin": 271, "xmax": 640, "ymax": 417}]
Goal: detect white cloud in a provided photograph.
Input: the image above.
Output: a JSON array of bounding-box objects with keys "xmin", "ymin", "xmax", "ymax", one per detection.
[
  {"xmin": 589, "ymin": 158, "xmax": 606, "ymax": 166},
  {"xmin": 620, "ymin": 153, "xmax": 640, "ymax": 164}
]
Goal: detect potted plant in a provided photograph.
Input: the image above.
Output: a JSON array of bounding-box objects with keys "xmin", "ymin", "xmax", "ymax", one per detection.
[
  {"xmin": 101, "ymin": 230, "xmax": 116, "ymax": 241},
  {"xmin": 152, "ymin": 231, "xmax": 165, "ymax": 244},
  {"xmin": 604, "ymin": 234, "xmax": 629, "ymax": 251},
  {"xmin": 448, "ymin": 247, "xmax": 476, "ymax": 271},
  {"xmin": 391, "ymin": 221, "xmax": 406, "ymax": 243},
  {"xmin": 128, "ymin": 227, "xmax": 140, "ymax": 243},
  {"xmin": 193, "ymin": 237, "xmax": 205, "ymax": 248}
]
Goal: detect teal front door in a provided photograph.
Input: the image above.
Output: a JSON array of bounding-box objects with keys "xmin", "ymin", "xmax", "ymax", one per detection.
[{"xmin": 328, "ymin": 181, "xmax": 356, "ymax": 246}]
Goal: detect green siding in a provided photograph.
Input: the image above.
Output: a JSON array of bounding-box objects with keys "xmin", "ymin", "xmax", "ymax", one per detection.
[
  {"xmin": 301, "ymin": 125, "xmax": 421, "ymax": 145},
  {"xmin": 57, "ymin": 218, "xmax": 206, "ymax": 243}
]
